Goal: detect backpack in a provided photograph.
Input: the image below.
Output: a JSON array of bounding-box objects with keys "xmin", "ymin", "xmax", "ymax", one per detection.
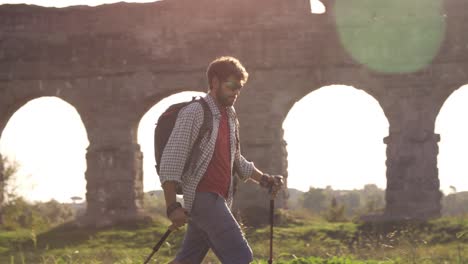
[
  {"xmin": 154, "ymin": 96, "xmax": 242, "ymax": 196},
  {"xmin": 154, "ymin": 97, "xmax": 212, "ymax": 193}
]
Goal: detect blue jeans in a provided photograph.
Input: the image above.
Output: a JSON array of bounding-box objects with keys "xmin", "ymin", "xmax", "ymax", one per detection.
[{"xmin": 174, "ymin": 192, "xmax": 253, "ymax": 264}]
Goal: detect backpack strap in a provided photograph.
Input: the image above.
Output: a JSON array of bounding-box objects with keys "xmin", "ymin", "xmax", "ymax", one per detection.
[{"xmin": 183, "ymin": 97, "xmax": 212, "ymax": 173}]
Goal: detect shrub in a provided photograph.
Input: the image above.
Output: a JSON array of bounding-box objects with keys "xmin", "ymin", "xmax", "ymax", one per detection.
[
  {"xmin": 325, "ymin": 197, "xmax": 347, "ymax": 223},
  {"xmin": 1, "ymin": 198, "xmax": 74, "ymax": 230}
]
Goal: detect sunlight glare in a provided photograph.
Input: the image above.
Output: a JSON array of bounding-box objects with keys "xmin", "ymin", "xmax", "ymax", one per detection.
[
  {"xmin": 310, "ymin": 0, "xmax": 325, "ymax": 14},
  {"xmin": 0, "ymin": 97, "xmax": 89, "ymax": 203},
  {"xmin": 0, "ymin": 0, "xmax": 157, "ymax": 7},
  {"xmin": 335, "ymin": 0, "xmax": 445, "ymax": 73},
  {"xmin": 435, "ymin": 84, "xmax": 468, "ymax": 194},
  {"xmin": 283, "ymin": 85, "xmax": 388, "ymax": 192}
]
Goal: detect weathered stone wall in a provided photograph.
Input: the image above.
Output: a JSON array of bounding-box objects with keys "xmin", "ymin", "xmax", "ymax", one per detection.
[{"xmin": 1, "ymin": 0, "xmax": 467, "ymax": 224}]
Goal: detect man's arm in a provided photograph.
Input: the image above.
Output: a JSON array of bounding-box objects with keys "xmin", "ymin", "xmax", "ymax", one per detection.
[
  {"xmin": 162, "ymin": 181, "xmax": 179, "ymax": 207},
  {"xmin": 249, "ymin": 166, "xmax": 263, "ymax": 182},
  {"xmin": 159, "ymin": 102, "xmax": 203, "ymax": 194},
  {"xmin": 162, "ymin": 181, "xmax": 187, "ymax": 229},
  {"xmin": 159, "ymin": 103, "xmax": 204, "ymax": 227}
]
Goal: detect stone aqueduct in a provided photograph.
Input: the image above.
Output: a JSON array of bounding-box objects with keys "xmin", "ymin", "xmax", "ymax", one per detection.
[{"xmin": 0, "ymin": 0, "xmax": 467, "ymax": 225}]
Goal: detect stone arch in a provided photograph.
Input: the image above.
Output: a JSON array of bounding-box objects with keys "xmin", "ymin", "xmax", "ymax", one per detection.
[
  {"xmin": 283, "ymin": 84, "xmax": 389, "ymax": 193},
  {"xmin": 434, "ymin": 81, "xmax": 468, "ymax": 121},
  {"xmin": 435, "ymin": 84, "xmax": 468, "ymax": 194},
  {"xmin": 138, "ymin": 89, "xmax": 205, "ymax": 126},
  {"xmin": 282, "ymin": 83, "xmax": 389, "ymax": 125},
  {"xmin": 233, "ymin": 73, "xmax": 389, "ymax": 222},
  {"xmin": 276, "ymin": 77, "xmax": 390, "ymax": 189},
  {"xmin": 0, "ymin": 82, "xmax": 93, "ymax": 142},
  {"xmin": 2, "ymin": 0, "xmax": 467, "ymax": 223},
  {"xmin": 132, "ymin": 69, "xmax": 208, "ymax": 133},
  {"xmin": 0, "ymin": 96, "xmax": 89, "ymax": 202},
  {"xmin": 0, "ymin": 89, "xmax": 90, "ymax": 141}
]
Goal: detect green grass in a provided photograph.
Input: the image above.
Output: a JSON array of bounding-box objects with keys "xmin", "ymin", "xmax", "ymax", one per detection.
[{"xmin": 1, "ymin": 213, "xmax": 467, "ymax": 264}]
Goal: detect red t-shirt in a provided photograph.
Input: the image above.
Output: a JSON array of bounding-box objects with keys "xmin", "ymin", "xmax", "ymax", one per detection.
[{"xmin": 196, "ymin": 108, "xmax": 231, "ymax": 199}]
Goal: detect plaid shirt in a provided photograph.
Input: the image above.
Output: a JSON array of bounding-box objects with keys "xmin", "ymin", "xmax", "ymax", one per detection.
[{"xmin": 159, "ymin": 94, "xmax": 255, "ymax": 212}]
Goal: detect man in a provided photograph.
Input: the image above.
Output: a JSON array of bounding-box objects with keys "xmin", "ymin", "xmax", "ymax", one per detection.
[{"xmin": 159, "ymin": 56, "xmax": 283, "ymax": 264}]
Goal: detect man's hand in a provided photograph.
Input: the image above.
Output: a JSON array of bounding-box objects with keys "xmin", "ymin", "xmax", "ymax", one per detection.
[
  {"xmin": 168, "ymin": 206, "xmax": 189, "ymax": 230},
  {"xmin": 260, "ymin": 174, "xmax": 284, "ymax": 197},
  {"xmin": 162, "ymin": 182, "xmax": 189, "ymax": 230}
]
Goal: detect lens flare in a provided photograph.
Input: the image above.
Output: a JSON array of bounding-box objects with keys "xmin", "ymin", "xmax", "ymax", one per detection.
[{"xmin": 334, "ymin": 0, "xmax": 445, "ymax": 73}]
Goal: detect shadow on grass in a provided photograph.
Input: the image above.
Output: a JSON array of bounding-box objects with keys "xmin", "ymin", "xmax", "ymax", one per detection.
[{"xmin": 13, "ymin": 216, "xmax": 170, "ymax": 252}]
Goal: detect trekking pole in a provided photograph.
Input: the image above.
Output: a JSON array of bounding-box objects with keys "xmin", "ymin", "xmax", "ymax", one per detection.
[
  {"xmin": 268, "ymin": 192, "xmax": 275, "ymax": 264},
  {"xmin": 268, "ymin": 181, "xmax": 281, "ymax": 264},
  {"xmin": 143, "ymin": 228, "xmax": 172, "ymax": 264}
]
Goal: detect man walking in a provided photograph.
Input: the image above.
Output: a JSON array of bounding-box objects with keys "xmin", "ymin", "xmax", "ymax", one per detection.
[{"xmin": 159, "ymin": 56, "xmax": 283, "ymax": 264}]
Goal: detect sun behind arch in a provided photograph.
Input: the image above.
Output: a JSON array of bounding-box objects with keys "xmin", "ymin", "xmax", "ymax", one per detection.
[
  {"xmin": 0, "ymin": 96, "xmax": 89, "ymax": 203},
  {"xmin": 283, "ymin": 85, "xmax": 389, "ymax": 192}
]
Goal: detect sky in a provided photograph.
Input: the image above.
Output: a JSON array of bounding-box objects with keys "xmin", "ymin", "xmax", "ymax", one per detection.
[
  {"xmin": 0, "ymin": 0, "xmax": 465, "ymax": 203},
  {"xmin": 0, "ymin": 0, "xmax": 325, "ymax": 12},
  {"xmin": 0, "ymin": 0, "xmax": 155, "ymax": 7},
  {"xmin": 283, "ymin": 86, "xmax": 388, "ymax": 191}
]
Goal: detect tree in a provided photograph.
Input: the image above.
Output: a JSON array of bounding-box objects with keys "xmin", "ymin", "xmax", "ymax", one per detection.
[
  {"xmin": 0, "ymin": 155, "xmax": 19, "ymax": 225},
  {"xmin": 300, "ymin": 187, "xmax": 327, "ymax": 213},
  {"xmin": 449, "ymin": 185, "xmax": 457, "ymax": 194},
  {"xmin": 35, "ymin": 199, "xmax": 74, "ymax": 225},
  {"xmin": 70, "ymin": 196, "xmax": 83, "ymax": 204},
  {"xmin": 339, "ymin": 191, "xmax": 361, "ymax": 216},
  {"xmin": 325, "ymin": 196, "xmax": 346, "ymax": 222},
  {"xmin": 362, "ymin": 184, "xmax": 385, "ymax": 213},
  {"xmin": 0, "ymin": 156, "xmax": 3, "ymax": 205}
]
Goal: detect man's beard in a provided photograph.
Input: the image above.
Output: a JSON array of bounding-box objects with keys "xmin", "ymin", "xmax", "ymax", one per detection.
[{"xmin": 217, "ymin": 94, "xmax": 236, "ymax": 107}]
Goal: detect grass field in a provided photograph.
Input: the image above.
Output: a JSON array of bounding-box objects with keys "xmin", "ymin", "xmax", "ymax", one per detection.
[{"xmin": 1, "ymin": 210, "xmax": 467, "ymax": 264}]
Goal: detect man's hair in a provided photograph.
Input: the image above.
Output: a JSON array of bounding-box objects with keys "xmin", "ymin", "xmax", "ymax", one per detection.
[{"xmin": 206, "ymin": 56, "xmax": 249, "ymax": 90}]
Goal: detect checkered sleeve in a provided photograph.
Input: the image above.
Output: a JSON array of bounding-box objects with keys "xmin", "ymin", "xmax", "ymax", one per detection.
[
  {"xmin": 159, "ymin": 102, "xmax": 203, "ymax": 186},
  {"xmin": 236, "ymin": 154, "xmax": 255, "ymax": 182}
]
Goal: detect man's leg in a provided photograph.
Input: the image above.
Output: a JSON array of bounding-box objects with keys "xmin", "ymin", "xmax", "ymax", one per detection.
[
  {"xmin": 172, "ymin": 221, "xmax": 210, "ymax": 264},
  {"xmin": 169, "ymin": 260, "xmax": 191, "ymax": 264},
  {"xmin": 191, "ymin": 192, "xmax": 253, "ymax": 264}
]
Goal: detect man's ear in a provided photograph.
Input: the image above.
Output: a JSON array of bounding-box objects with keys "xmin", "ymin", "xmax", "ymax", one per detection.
[{"xmin": 211, "ymin": 76, "xmax": 220, "ymax": 90}]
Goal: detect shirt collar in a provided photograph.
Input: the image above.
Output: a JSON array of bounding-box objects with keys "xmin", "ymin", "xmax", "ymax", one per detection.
[{"xmin": 204, "ymin": 93, "xmax": 236, "ymax": 120}]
